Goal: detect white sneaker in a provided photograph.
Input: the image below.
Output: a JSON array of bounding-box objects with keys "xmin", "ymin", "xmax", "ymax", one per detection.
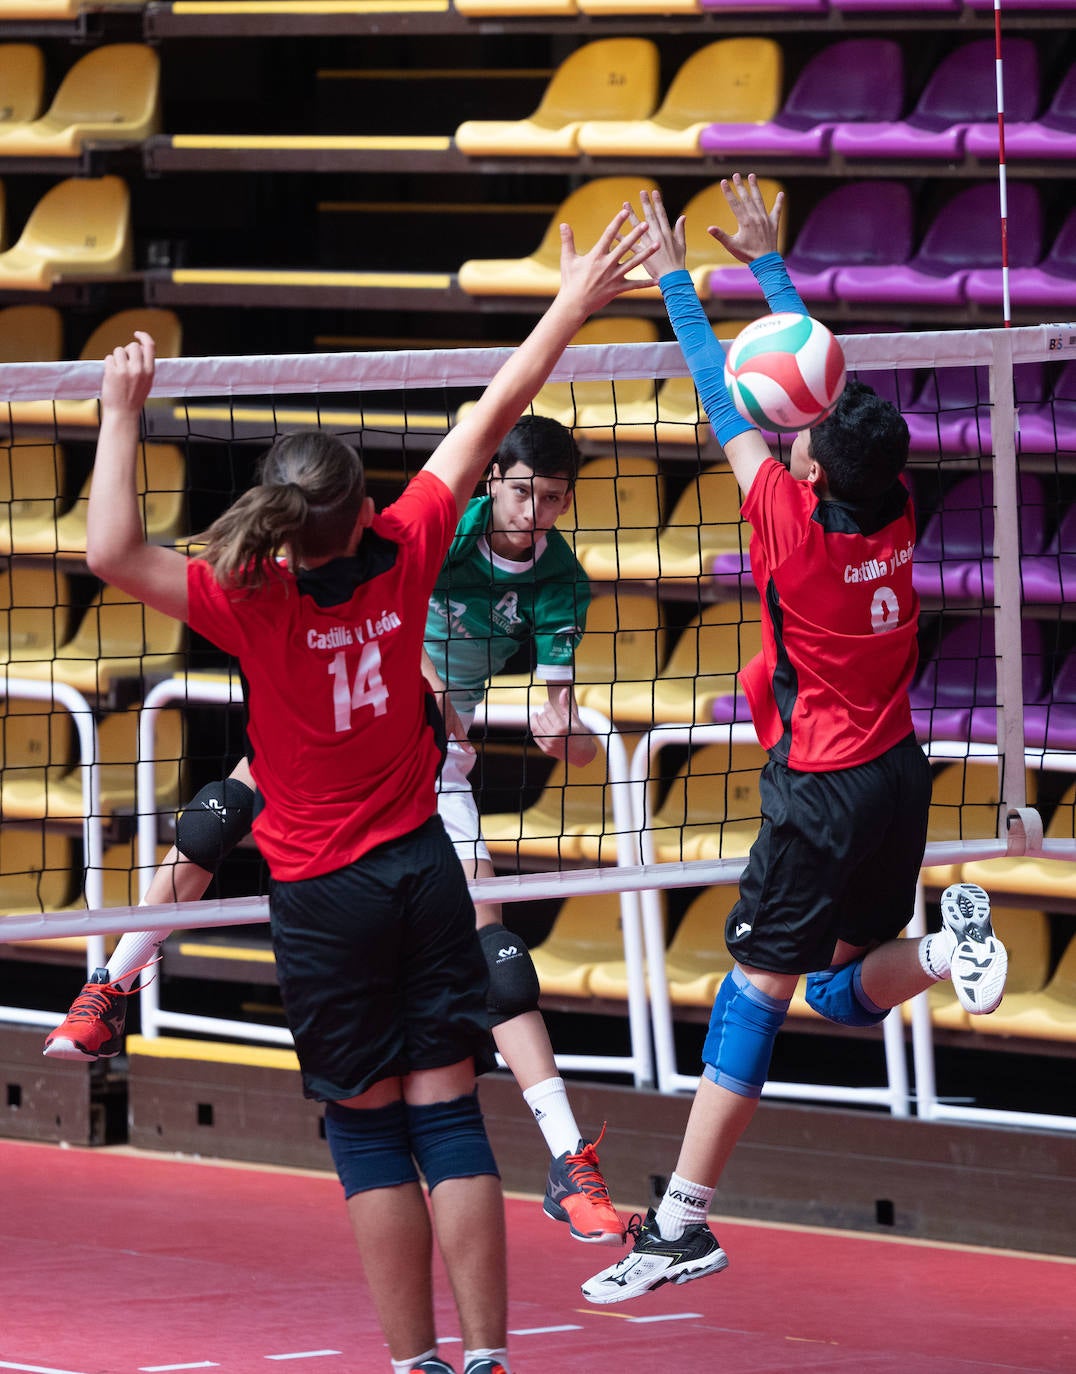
[
  {"xmin": 581, "ymin": 1208, "xmax": 728, "ymax": 1305},
  {"xmin": 938, "ymin": 883, "xmax": 1008, "ymax": 1015}
]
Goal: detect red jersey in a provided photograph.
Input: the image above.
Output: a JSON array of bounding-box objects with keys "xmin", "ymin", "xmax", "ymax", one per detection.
[
  {"xmin": 187, "ymin": 469, "xmax": 457, "ymax": 880},
  {"xmin": 740, "ymin": 457, "xmax": 918, "ymax": 771}
]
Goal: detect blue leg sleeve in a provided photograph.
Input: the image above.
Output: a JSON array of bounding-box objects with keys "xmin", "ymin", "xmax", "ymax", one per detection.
[
  {"xmin": 324, "ymin": 1099, "xmax": 419, "ymax": 1198},
  {"xmin": 804, "ymin": 960, "xmax": 889, "ymax": 1028},
  {"xmin": 701, "ymin": 966, "xmax": 790, "ymax": 1100},
  {"xmin": 406, "ymin": 1092, "xmax": 499, "ymax": 1192}
]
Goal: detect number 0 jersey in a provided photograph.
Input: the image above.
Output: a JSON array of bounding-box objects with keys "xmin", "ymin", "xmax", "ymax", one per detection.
[
  {"xmin": 186, "ymin": 470, "xmax": 457, "ymax": 881},
  {"xmin": 741, "ymin": 458, "xmax": 919, "ymax": 771}
]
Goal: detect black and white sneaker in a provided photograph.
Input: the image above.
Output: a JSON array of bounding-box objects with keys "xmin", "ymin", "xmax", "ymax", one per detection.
[
  {"xmin": 581, "ymin": 1208, "xmax": 728, "ymax": 1305},
  {"xmin": 939, "ymin": 882, "xmax": 1008, "ymax": 1015}
]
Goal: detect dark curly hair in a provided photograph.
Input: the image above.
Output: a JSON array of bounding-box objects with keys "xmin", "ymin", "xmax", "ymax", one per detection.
[{"xmin": 808, "ymin": 380, "xmax": 910, "ymax": 504}]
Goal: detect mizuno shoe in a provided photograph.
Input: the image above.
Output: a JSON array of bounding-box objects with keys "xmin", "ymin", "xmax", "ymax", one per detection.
[
  {"xmin": 939, "ymin": 882, "xmax": 1008, "ymax": 1015},
  {"xmin": 581, "ymin": 1207, "xmax": 728, "ymax": 1304},
  {"xmin": 543, "ymin": 1124, "xmax": 625, "ymax": 1245},
  {"xmin": 43, "ymin": 967, "xmax": 132, "ymax": 1061}
]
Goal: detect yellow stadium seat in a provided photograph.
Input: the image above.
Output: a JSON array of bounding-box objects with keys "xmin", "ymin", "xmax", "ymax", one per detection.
[
  {"xmin": 960, "ymin": 780, "xmax": 1076, "ymax": 902},
  {"xmin": 454, "ymin": 0, "xmax": 577, "ymax": 13},
  {"xmin": 572, "ymin": 587, "xmax": 666, "ymax": 724},
  {"xmin": 482, "ymin": 746, "xmax": 617, "ymax": 864},
  {"xmin": 457, "ymin": 176, "xmax": 659, "ymax": 297},
  {"xmin": 922, "ymin": 761, "xmax": 1035, "ymax": 890},
  {"xmin": 19, "ymin": 443, "xmax": 187, "ymax": 558},
  {"xmin": 630, "ymin": 180, "xmax": 787, "ymax": 301},
  {"xmin": 562, "ymin": 454, "xmax": 663, "ymax": 578},
  {"xmin": 0, "ymin": 827, "xmax": 77, "ymax": 915},
  {"xmin": 970, "ymin": 926, "xmax": 1076, "ymax": 1044},
  {"xmin": 577, "ymin": 39, "xmax": 782, "ymax": 158},
  {"xmin": 455, "ymin": 39, "xmax": 659, "ymax": 157},
  {"xmin": 0, "ymin": 694, "xmax": 74, "ymax": 818},
  {"xmin": 9, "ymin": 307, "xmax": 182, "ymax": 427},
  {"xmin": 9, "ymin": 582, "xmax": 185, "ymax": 698},
  {"xmin": 0, "ymin": 304, "xmax": 63, "ymax": 363},
  {"xmin": 0, "ymin": 45, "xmax": 160, "ymax": 157},
  {"xmin": 0, "ymin": 445, "xmax": 66, "ymax": 556},
  {"xmin": 646, "ymin": 740, "xmax": 767, "ymax": 863},
  {"xmin": 0, "ymin": 704, "xmax": 184, "ymax": 822},
  {"xmin": 606, "ymin": 601, "xmax": 761, "ymax": 728},
  {"xmin": 0, "ymin": 45, "xmax": 45, "ymax": 126},
  {"xmin": 529, "ymin": 315, "xmax": 660, "ymax": 436},
  {"xmin": 0, "ymin": 176, "xmax": 131, "ymax": 292},
  {"xmin": 0, "ymin": 563, "xmax": 72, "ymax": 665},
  {"xmin": 663, "ymin": 885, "xmax": 738, "ymax": 1007},
  {"xmin": 530, "ymin": 892, "xmax": 627, "ymax": 997},
  {"xmin": 653, "ymin": 321, "xmax": 753, "ymax": 444}
]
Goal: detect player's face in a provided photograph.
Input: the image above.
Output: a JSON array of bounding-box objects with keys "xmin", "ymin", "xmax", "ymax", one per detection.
[{"xmin": 487, "ymin": 461, "xmax": 573, "ymax": 558}]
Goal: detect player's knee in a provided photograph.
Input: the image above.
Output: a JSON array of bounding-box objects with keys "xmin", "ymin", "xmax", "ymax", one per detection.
[
  {"xmin": 701, "ymin": 966, "xmax": 790, "ymax": 1099},
  {"xmin": 478, "ymin": 922, "xmax": 541, "ymax": 1028},
  {"xmin": 804, "ymin": 960, "xmax": 888, "ymax": 1028},
  {"xmin": 174, "ymin": 778, "xmax": 255, "ymax": 872},
  {"xmin": 406, "ymin": 1092, "xmax": 499, "ymax": 1191},
  {"xmin": 324, "ymin": 1099, "xmax": 419, "ymax": 1198}
]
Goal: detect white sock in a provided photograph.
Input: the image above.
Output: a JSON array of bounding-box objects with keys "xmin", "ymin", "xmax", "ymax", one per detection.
[
  {"xmin": 918, "ymin": 931, "xmax": 952, "ymax": 982},
  {"xmin": 391, "ymin": 1350, "xmax": 436, "ymax": 1374},
  {"xmin": 522, "ymin": 1076, "xmax": 580, "ymax": 1158},
  {"xmin": 463, "ymin": 1348, "xmax": 510, "ymax": 1373},
  {"xmin": 106, "ymin": 926, "xmax": 166, "ymax": 993},
  {"xmin": 655, "ymin": 1172, "xmax": 715, "ymax": 1241}
]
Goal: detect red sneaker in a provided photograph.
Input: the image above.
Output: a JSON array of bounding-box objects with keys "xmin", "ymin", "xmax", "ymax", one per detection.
[
  {"xmin": 543, "ymin": 1123, "xmax": 625, "ymax": 1245},
  {"xmin": 43, "ymin": 968, "xmax": 133, "ymax": 1061}
]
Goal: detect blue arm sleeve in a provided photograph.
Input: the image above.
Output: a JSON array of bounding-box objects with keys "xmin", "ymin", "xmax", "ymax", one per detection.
[
  {"xmin": 658, "ymin": 269, "xmax": 755, "ymax": 448},
  {"xmin": 749, "ymin": 252, "xmax": 808, "ymax": 316}
]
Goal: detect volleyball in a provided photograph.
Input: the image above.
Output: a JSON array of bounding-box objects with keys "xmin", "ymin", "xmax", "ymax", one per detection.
[{"xmin": 724, "ymin": 312, "xmax": 847, "ymax": 431}]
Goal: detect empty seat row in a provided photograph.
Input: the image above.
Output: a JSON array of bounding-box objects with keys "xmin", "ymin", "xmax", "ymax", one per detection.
[
  {"xmin": 454, "ymin": 0, "xmax": 1076, "ymax": 16},
  {"xmin": 455, "ymin": 37, "xmax": 1075, "ymax": 163}
]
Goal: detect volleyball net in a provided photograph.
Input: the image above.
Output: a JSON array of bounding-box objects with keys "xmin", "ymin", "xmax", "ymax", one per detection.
[{"xmin": 1, "ymin": 322, "xmax": 1075, "ymax": 1123}]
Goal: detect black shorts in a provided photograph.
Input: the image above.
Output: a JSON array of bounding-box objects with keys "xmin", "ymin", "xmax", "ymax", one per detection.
[
  {"xmin": 269, "ymin": 815, "xmax": 490, "ymax": 1101},
  {"xmin": 726, "ymin": 735, "xmax": 932, "ymax": 975}
]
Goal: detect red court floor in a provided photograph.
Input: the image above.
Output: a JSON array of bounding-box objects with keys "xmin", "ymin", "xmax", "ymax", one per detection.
[{"xmin": 1, "ymin": 1138, "xmax": 1072, "ymax": 1374}]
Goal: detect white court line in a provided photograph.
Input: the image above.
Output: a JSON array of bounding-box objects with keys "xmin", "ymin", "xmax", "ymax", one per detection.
[
  {"xmin": 627, "ymin": 1312, "xmax": 703, "ymax": 1325},
  {"xmin": 508, "ymin": 1326, "xmax": 583, "ymax": 1336},
  {"xmin": 264, "ymin": 1355, "xmax": 342, "ymax": 1363},
  {"xmin": 140, "ymin": 1365, "xmax": 221, "ymax": 1371},
  {"xmin": 0, "ymin": 1364, "xmax": 89, "ymax": 1374}
]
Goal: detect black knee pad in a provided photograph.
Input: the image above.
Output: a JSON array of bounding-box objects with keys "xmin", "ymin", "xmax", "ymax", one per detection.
[
  {"xmin": 174, "ymin": 777, "xmax": 255, "ymax": 873},
  {"xmin": 478, "ymin": 922, "xmax": 541, "ymax": 1028}
]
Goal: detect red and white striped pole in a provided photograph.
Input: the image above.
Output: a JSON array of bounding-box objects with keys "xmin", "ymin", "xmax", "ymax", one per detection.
[{"xmin": 993, "ymin": 0, "xmax": 1012, "ymax": 326}]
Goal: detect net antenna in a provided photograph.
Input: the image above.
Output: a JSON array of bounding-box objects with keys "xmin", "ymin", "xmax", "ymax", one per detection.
[{"xmin": 993, "ymin": 0, "xmax": 1012, "ymax": 327}]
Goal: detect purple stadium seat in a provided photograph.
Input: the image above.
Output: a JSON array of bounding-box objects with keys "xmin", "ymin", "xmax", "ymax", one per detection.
[
  {"xmin": 698, "ymin": 40, "xmax": 902, "ymax": 161},
  {"xmin": 911, "ymin": 362, "xmax": 1047, "ymax": 456},
  {"xmin": 709, "ymin": 181, "xmax": 912, "ymax": 303},
  {"xmin": 699, "ymin": 0, "xmax": 827, "ymax": 11},
  {"xmin": 832, "ymin": 0, "xmax": 958, "ymax": 10},
  {"xmin": 1020, "ymin": 501, "xmax": 1076, "ymax": 605},
  {"xmin": 1020, "ymin": 650, "xmax": 1076, "ymax": 753},
  {"xmin": 832, "ymin": 182, "xmax": 1043, "ymax": 306},
  {"xmin": 966, "ymin": 60, "xmax": 1076, "ymax": 161},
  {"xmin": 1013, "ymin": 362, "xmax": 1076, "ymax": 454},
  {"xmin": 831, "ymin": 39, "xmax": 1039, "ymax": 160},
  {"xmin": 911, "ymin": 616, "xmax": 1045, "ymax": 745},
  {"xmin": 912, "ymin": 472, "xmax": 1048, "ymax": 603},
  {"xmin": 965, "ymin": 209, "xmax": 1076, "ymax": 309}
]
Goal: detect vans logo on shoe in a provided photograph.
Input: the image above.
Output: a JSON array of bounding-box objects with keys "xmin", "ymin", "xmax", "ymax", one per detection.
[
  {"xmin": 734, "ymin": 922, "xmax": 752, "ymax": 937},
  {"xmin": 668, "ymin": 1189, "xmax": 707, "ymax": 1207}
]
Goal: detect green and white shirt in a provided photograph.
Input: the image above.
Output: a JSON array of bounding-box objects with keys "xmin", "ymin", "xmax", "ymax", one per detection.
[{"xmin": 425, "ymin": 494, "xmax": 590, "ymax": 713}]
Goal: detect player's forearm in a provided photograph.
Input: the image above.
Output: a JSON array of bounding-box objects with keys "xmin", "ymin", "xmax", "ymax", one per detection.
[
  {"xmin": 750, "ymin": 252, "xmax": 807, "ymax": 316},
  {"xmin": 659, "ymin": 270, "xmax": 754, "ymax": 449},
  {"xmin": 86, "ymin": 407, "xmax": 147, "ymax": 579}
]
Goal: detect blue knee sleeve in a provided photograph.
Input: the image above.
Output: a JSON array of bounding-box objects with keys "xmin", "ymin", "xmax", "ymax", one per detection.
[
  {"xmin": 804, "ymin": 960, "xmax": 888, "ymax": 1028},
  {"xmin": 405, "ymin": 1092, "xmax": 499, "ymax": 1192},
  {"xmin": 702, "ymin": 966, "xmax": 790, "ymax": 1100},
  {"xmin": 324, "ymin": 1099, "xmax": 419, "ymax": 1199}
]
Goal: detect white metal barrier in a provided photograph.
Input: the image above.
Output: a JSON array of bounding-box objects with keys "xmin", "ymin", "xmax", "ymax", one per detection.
[{"xmin": 0, "ymin": 678, "xmax": 104, "ymax": 1030}]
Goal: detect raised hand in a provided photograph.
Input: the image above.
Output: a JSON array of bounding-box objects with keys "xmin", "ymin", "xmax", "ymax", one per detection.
[
  {"xmin": 101, "ymin": 330, "xmax": 156, "ymax": 415},
  {"xmin": 623, "ymin": 189, "xmax": 687, "ymax": 282},
  {"xmin": 707, "ymin": 173, "xmax": 784, "ymax": 265},
  {"xmin": 557, "ymin": 205, "xmax": 659, "ymax": 313}
]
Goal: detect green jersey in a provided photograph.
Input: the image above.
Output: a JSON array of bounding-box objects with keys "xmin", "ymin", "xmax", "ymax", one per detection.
[{"xmin": 425, "ymin": 494, "xmax": 590, "ymax": 713}]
